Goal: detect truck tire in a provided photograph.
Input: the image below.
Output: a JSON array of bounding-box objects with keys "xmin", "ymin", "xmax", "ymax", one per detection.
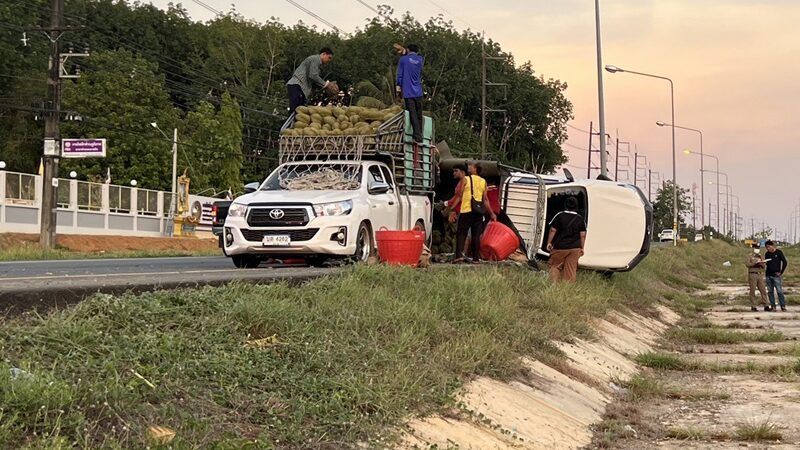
[
  {"xmin": 415, "ymin": 220, "xmax": 432, "ymax": 247},
  {"xmin": 306, "ymin": 255, "xmax": 328, "ymax": 267},
  {"xmin": 353, "ymin": 222, "xmax": 374, "ymax": 263},
  {"xmin": 232, "ymin": 254, "xmax": 260, "ymax": 269}
]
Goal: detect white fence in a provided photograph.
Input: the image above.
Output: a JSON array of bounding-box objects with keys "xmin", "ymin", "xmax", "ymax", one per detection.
[{"xmin": 0, "ymin": 170, "xmax": 218, "ymax": 237}]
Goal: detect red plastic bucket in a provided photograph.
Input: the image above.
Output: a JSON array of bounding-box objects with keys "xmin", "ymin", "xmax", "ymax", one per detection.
[
  {"xmin": 375, "ymin": 227, "xmax": 425, "ymax": 267},
  {"xmin": 480, "ymin": 221, "xmax": 520, "ymax": 261}
]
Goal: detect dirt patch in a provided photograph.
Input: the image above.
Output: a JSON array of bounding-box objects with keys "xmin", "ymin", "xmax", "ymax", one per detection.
[{"xmin": 0, "ymin": 233, "xmax": 217, "ymax": 254}]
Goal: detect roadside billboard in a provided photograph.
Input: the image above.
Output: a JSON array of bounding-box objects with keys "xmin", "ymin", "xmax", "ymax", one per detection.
[{"xmin": 62, "ymin": 139, "xmax": 106, "ymax": 158}]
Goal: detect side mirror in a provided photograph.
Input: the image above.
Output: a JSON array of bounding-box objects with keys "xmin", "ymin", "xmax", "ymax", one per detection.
[
  {"xmin": 243, "ymin": 182, "xmax": 260, "ymax": 194},
  {"xmin": 368, "ymin": 182, "xmax": 391, "ymax": 195}
]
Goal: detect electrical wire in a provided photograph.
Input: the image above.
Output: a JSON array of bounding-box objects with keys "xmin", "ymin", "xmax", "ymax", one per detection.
[
  {"xmin": 354, "ymin": 0, "xmax": 380, "ymax": 15},
  {"xmin": 284, "ymin": 0, "xmax": 342, "ymax": 34},
  {"xmin": 189, "ymin": 0, "xmax": 222, "ymax": 16}
]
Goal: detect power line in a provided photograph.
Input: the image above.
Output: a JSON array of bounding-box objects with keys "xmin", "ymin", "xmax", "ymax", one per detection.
[
  {"xmin": 354, "ymin": 0, "xmax": 380, "ymax": 15},
  {"xmin": 189, "ymin": 0, "xmax": 221, "ymax": 16},
  {"xmin": 284, "ymin": 0, "xmax": 342, "ymax": 34},
  {"xmin": 425, "ymin": 0, "xmax": 473, "ymax": 29}
]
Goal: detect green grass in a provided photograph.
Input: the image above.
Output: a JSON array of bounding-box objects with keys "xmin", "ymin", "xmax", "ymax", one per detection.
[
  {"xmin": 0, "ymin": 265, "xmax": 629, "ymax": 448},
  {"xmin": 0, "ymin": 240, "xmax": 748, "ymax": 448},
  {"xmin": 666, "ymin": 327, "xmax": 785, "ymax": 345},
  {"xmin": 635, "ymin": 353, "xmax": 687, "ymax": 370},
  {"xmin": 734, "ymin": 420, "xmax": 782, "ymax": 442},
  {"xmin": 665, "ymin": 426, "xmax": 708, "ymax": 440},
  {"xmin": 623, "ymin": 374, "xmax": 729, "ymax": 401},
  {"xmin": 0, "ymin": 245, "xmax": 220, "ymax": 261}
]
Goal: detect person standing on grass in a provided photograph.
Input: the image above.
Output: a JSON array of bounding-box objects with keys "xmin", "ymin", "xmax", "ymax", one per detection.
[
  {"xmin": 396, "ymin": 44, "xmax": 424, "ymax": 144},
  {"xmin": 286, "ymin": 48, "xmax": 335, "ymax": 113},
  {"xmin": 454, "ymin": 162, "xmax": 496, "ymax": 263},
  {"xmin": 545, "ymin": 197, "xmax": 586, "ymax": 282},
  {"xmin": 745, "ymin": 245, "xmax": 771, "ymax": 312},
  {"xmin": 764, "ymin": 240, "xmax": 788, "ymax": 312}
]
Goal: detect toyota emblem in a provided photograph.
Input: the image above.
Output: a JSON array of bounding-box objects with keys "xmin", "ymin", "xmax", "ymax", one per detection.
[{"xmin": 269, "ymin": 209, "xmax": 285, "ymax": 220}]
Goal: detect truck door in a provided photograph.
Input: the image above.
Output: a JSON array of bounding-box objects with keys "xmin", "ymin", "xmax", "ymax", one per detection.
[
  {"xmin": 501, "ymin": 174, "xmax": 546, "ymax": 260},
  {"xmin": 366, "ymin": 164, "xmax": 399, "ymax": 231}
]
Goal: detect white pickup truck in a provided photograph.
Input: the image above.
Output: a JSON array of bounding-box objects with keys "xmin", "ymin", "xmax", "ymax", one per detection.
[{"xmin": 221, "ymin": 160, "xmax": 432, "ymax": 267}]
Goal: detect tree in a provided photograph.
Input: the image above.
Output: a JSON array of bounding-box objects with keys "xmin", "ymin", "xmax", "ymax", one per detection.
[
  {"xmin": 60, "ymin": 50, "xmax": 180, "ymax": 189},
  {"xmin": 652, "ymin": 180, "xmax": 692, "ymax": 233},
  {"xmin": 182, "ymin": 92, "xmax": 244, "ymax": 194}
]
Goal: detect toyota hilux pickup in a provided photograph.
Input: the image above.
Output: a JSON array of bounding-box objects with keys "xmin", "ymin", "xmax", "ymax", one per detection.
[{"xmin": 222, "ymin": 106, "xmax": 435, "ymax": 268}]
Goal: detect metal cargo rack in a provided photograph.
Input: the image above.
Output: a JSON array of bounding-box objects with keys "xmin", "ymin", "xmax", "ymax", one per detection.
[{"xmin": 279, "ymin": 110, "xmax": 435, "ymax": 193}]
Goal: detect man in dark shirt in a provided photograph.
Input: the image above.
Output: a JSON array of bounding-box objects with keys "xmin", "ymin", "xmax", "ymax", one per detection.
[
  {"xmin": 764, "ymin": 240, "xmax": 788, "ymax": 311},
  {"xmin": 545, "ymin": 196, "xmax": 587, "ymax": 282}
]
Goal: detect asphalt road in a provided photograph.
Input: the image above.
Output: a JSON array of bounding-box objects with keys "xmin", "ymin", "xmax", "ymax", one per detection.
[{"xmin": 0, "ymin": 256, "xmax": 335, "ymax": 316}]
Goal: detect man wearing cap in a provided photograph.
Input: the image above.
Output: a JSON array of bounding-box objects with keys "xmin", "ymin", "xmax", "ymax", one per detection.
[
  {"xmin": 745, "ymin": 245, "xmax": 771, "ymax": 312},
  {"xmin": 764, "ymin": 240, "xmax": 788, "ymax": 312}
]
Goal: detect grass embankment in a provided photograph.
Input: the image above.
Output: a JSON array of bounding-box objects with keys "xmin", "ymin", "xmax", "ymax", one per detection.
[
  {"xmin": 0, "ymin": 233, "xmax": 219, "ymax": 261},
  {"xmin": 0, "ymin": 241, "xmax": 741, "ymax": 448}
]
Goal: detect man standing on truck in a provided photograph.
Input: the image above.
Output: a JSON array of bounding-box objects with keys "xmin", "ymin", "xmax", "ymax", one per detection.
[
  {"xmin": 286, "ymin": 48, "xmax": 335, "ymax": 113},
  {"xmin": 396, "ymin": 44, "xmax": 424, "ymax": 144},
  {"xmin": 764, "ymin": 240, "xmax": 788, "ymax": 311},
  {"xmin": 745, "ymin": 245, "xmax": 771, "ymax": 312},
  {"xmin": 545, "ymin": 197, "xmax": 586, "ymax": 282}
]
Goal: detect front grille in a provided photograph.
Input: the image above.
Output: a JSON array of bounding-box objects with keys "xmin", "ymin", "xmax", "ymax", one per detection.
[
  {"xmin": 241, "ymin": 228, "xmax": 319, "ymax": 242},
  {"xmin": 247, "ymin": 207, "xmax": 309, "ymax": 227}
]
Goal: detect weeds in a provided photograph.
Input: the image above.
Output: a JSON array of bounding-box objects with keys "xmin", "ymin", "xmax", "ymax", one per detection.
[
  {"xmin": 665, "ymin": 426, "xmax": 707, "ymax": 440},
  {"xmin": 734, "ymin": 419, "xmax": 782, "ymax": 442},
  {"xmin": 635, "ymin": 353, "xmax": 687, "ymax": 370},
  {"xmin": 667, "ymin": 327, "xmax": 784, "ymax": 345}
]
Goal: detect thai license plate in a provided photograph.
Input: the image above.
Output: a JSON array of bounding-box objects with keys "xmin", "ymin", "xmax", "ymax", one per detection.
[{"xmin": 262, "ymin": 235, "xmax": 291, "ymax": 246}]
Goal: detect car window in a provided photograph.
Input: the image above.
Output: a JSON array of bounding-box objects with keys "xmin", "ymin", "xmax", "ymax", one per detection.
[
  {"xmin": 379, "ymin": 166, "xmax": 394, "ymax": 187},
  {"xmin": 367, "ymin": 166, "xmax": 384, "ymax": 189}
]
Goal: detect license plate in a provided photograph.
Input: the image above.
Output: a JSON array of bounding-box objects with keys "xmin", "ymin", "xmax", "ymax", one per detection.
[{"xmin": 262, "ymin": 235, "xmax": 291, "ymax": 246}]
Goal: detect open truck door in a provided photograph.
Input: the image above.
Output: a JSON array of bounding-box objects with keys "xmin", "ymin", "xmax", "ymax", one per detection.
[{"xmin": 501, "ymin": 173, "xmax": 546, "ymax": 260}]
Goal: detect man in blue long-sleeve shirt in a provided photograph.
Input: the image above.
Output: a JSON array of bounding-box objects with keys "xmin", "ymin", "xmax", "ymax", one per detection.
[{"xmin": 396, "ymin": 44, "xmax": 424, "ymax": 143}]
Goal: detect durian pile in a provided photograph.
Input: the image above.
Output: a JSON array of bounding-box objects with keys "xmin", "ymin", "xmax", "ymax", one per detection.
[{"xmin": 281, "ymin": 104, "xmax": 404, "ymax": 137}]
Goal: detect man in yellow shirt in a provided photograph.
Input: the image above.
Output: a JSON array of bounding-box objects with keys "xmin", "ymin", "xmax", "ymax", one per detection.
[{"xmin": 454, "ymin": 162, "xmax": 496, "ymax": 262}]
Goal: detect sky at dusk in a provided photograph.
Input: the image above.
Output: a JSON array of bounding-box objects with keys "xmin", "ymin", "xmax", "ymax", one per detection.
[{"xmin": 150, "ymin": 0, "xmax": 800, "ymax": 237}]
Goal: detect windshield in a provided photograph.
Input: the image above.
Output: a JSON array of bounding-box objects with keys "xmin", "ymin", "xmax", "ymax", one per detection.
[{"xmin": 260, "ymin": 163, "xmax": 363, "ymax": 191}]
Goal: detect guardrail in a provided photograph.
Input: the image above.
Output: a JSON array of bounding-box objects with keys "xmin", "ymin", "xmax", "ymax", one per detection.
[{"xmin": 0, "ymin": 170, "xmax": 218, "ymax": 237}]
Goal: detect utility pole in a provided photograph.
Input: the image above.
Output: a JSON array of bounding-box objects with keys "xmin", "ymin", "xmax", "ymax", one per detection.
[
  {"xmin": 587, "ymin": 121, "xmax": 593, "ymax": 178},
  {"xmin": 648, "ymin": 169, "xmax": 652, "ymax": 202},
  {"xmin": 614, "ymin": 138, "xmax": 619, "ymax": 181},
  {"xmin": 594, "ymin": 0, "xmax": 608, "ymax": 177},
  {"xmin": 39, "ymin": 0, "xmax": 65, "ymax": 249},
  {"xmin": 480, "ymin": 33, "xmax": 507, "ymax": 158}
]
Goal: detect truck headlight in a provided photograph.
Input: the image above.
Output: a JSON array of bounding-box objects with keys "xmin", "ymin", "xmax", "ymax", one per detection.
[
  {"xmin": 228, "ymin": 202, "xmax": 247, "ymax": 218},
  {"xmin": 314, "ymin": 200, "xmax": 353, "ymax": 217}
]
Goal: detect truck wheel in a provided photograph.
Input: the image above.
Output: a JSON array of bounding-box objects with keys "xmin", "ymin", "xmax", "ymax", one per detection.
[
  {"xmin": 415, "ymin": 220, "xmax": 431, "ymax": 247},
  {"xmin": 353, "ymin": 222, "xmax": 374, "ymax": 263},
  {"xmin": 306, "ymin": 255, "xmax": 328, "ymax": 267},
  {"xmin": 232, "ymin": 255, "xmax": 260, "ymax": 268}
]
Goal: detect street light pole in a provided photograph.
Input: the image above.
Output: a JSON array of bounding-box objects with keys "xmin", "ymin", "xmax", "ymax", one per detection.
[
  {"xmin": 151, "ymin": 123, "xmax": 178, "ymax": 216},
  {"xmin": 594, "ymin": 0, "xmax": 608, "ymax": 177},
  {"xmin": 658, "ymin": 122, "xmax": 704, "ymax": 232},
  {"xmin": 606, "ymin": 65, "xmax": 677, "ymax": 245}
]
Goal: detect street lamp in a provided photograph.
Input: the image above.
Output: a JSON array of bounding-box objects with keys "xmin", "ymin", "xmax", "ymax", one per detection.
[
  {"xmin": 684, "ymin": 149, "xmax": 720, "ymax": 232},
  {"xmin": 658, "ymin": 121, "xmax": 704, "ymax": 232},
  {"xmin": 151, "ymin": 122, "xmax": 178, "ymax": 216},
  {"xmin": 69, "ymin": 171, "xmax": 77, "ymax": 179},
  {"xmin": 707, "ymin": 174, "xmax": 732, "ymax": 236},
  {"xmin": 130, "ymin": 179, "xmax": 138, "ymax": 187},
  {"xmin": 606, "ymin": 64, "xmax": 677, "ymax": 245}
]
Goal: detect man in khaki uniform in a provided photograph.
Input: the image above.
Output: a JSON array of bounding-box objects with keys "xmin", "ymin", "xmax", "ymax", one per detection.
[{"xmin": 745, "ymin": 246, "xmax": 771, "ymax": 312}]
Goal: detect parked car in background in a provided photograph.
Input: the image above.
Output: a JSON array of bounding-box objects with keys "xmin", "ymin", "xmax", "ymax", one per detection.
[{"xmin": 658, "ymin": 229, "xmax": 676, "ymax": 242}]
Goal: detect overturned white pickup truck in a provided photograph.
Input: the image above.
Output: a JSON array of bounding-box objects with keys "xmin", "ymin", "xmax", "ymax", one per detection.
[{"xmin": 221, "ymin": 109, "xmax": 434, "ymax": 268}]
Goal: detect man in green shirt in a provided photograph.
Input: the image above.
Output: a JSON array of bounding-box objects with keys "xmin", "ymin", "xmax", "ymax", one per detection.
[{"xmin": 286, "ymin": 47, "xmax": 334, "ymax": 113}]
